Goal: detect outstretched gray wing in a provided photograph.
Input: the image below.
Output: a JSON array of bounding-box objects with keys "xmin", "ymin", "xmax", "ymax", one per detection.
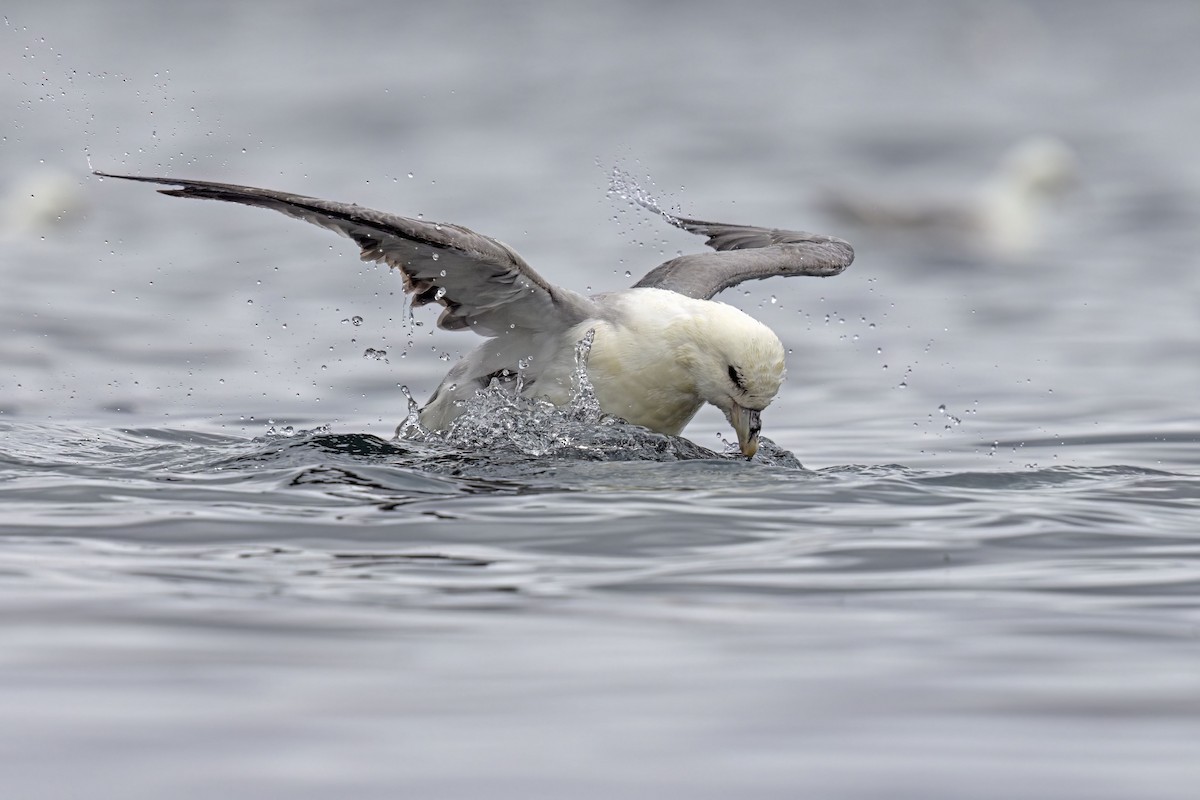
[
  {"xmin": 95, "ymin": 172, "xmax": 596, "ymax": 336},
  {"xmin": 634, "ymin": 215, "xmax": 854, "ymax": 300}
]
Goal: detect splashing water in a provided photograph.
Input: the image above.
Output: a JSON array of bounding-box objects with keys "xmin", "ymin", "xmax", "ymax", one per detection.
[
  {"xmin": 397, "ymin": 329, "xmax": 607, "ymax": 455},
  {"xmin": 388, "ymin": 330, "xmax": 802, "ymax": 465},
  {"xmin": 393, "ymin": 385, "xmax": 424, "ymax": 441},
  {"xmin": 261, "ymin": 423, "xmax": 331, "ymax": 440},
  {"xmin": 565, "ymin": 328, "xmax": 603, "ymax": 423},
  {"xmin": 607, "ymin": 166, "xmax": 680, "ymax": 226}
]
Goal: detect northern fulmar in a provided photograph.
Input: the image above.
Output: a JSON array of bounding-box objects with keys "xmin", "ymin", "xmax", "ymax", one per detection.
[
  {"xmin": 96, "ymin": 172, "xmax": 854, "ymax": 458},
  {"xmin": 818, "ymin": 136, "xmax": 1076, "ymax": 257}
]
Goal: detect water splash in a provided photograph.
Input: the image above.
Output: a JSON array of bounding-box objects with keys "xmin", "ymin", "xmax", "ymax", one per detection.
[
  {"xmin": 566, "ymin": 328, "xmax": 603, "ymax": 423},
  {"xmin": 607, "ymin": 166, "xmax": 680, "ymax": 226},
  {"xmin": 393, "ymin": 385, "xmax": 425, "ymax": 440},
  {"xmin": 261, "ymin": 423, "xmax": 331, "ymax": 440},
  {"xmin": 389, "ymin": 330, "xmax": 802, "ymax": 466}
]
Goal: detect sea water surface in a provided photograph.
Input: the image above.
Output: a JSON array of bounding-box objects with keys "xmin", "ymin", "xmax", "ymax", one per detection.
[{"xmin": 3, "ymin": 2, "xmax": 1200, "ymax": 798}]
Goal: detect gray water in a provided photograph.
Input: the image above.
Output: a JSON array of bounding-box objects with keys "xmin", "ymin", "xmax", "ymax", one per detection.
[{"xmin": 3, "ymin": 1, "xmax": 1200, "ymax": 798}]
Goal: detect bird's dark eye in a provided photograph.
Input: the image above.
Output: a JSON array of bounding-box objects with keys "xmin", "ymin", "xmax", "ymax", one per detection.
[{"xmin": 727, "ymin": 365, "xmax": 745, "ymax": 391}]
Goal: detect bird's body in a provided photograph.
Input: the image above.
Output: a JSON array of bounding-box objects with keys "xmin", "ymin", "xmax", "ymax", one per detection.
[
  {"xmin": 96, "ymin": 171, "xmax": 853, "ymax": 457},
  {"xmin": 422, "ymin": 288, "xmax": 785, "ymax": 438}
]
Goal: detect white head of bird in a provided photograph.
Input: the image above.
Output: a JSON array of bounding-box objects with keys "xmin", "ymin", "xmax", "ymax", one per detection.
[{"xmin": 674, "ymin": 301, "xmax": 787, "ymax": 458}]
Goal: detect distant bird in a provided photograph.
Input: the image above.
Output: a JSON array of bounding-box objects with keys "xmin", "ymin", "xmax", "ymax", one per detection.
[
  {"xmin": 819, "ymin": 136, "xmax": 1077, "ymax": 257},
  {"xmin": 1, "ymin": 170, "xmax": 86, "ymax": 234},
  {"xmin": 96, "ymin": 172, "xmax": 854, "ymax": 458}
]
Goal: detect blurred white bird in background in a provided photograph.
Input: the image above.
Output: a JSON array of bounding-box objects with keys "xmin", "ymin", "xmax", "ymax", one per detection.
[
  {"xmin": 0, "ymin": 169, "xmax": 87, "ymax": 236},
  {"xmin": 819, "ymin": 135, "xmax": 1078, "ymax": 258}
]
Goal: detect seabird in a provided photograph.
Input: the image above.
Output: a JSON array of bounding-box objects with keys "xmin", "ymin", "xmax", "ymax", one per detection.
[
  {"xmin": 819, "ymin": 135, "xmax": 1077, "ymax": 257},
  {"xmin": 2, "ymin": 169, "xmax": 86, "ymax": 235},
  {"xmin": 96, "ymin": 172, "xmax": 854, "ymax": 458}
]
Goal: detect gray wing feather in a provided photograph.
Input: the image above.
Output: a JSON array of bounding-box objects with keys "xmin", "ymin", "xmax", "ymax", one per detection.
[
  {"xmin": 95, "ymin": 172, "xmax": 596, "ymax": 336},
  {"xmin": 634, "ymin": 215, "xmax": 854, "ymax": 300}
]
